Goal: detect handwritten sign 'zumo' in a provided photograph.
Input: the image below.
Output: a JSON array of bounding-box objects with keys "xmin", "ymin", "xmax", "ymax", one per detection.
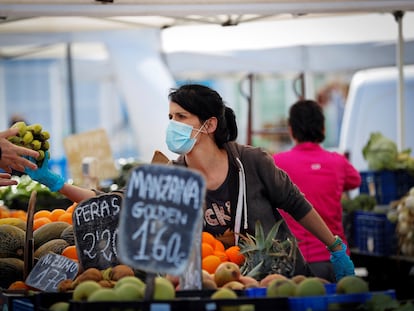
[
  {"xmin": 73, "ymin": 193, "xmax": 123, "ymax": 270},
  {"xmin": 25, "ymin": 253, "xmax": 78, "ymax": 292},
  {"xmin": 118, "ymin": 164, "xmax": 205, "ymax": 275}
]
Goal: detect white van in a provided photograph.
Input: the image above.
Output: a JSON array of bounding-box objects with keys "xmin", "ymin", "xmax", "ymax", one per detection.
[{"xmin": 339, "ymin": 66, "xmax": 414, "ymax": 172}]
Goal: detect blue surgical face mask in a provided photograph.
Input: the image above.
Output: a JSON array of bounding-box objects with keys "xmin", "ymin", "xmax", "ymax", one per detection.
[{"xmin": 166, "ymin": 120, "xmax": 206, "ymax": 155}]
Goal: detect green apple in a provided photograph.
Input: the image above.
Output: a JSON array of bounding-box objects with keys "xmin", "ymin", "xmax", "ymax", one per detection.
[
  {"xmin": 266, "ymin": 278, "xmax": 297, "ymax": 297},
  {"xmin": 114, "ymin": 282, "xmax": 145, "ymax": 301},
  {"xmin": 72, "ymin": 280, "xmax": 101, "ymax": 301},
  {"xmin": 336, "ymin": 275, "xmax": 369, "ymax": 294},
  {"xmin": 114, "ymin": 275, "xmax": 145, "ymax": 290},
  {"xmin": 153, "ymin": 276, "xmax": 175, "ymax": 300},
  {"xmin": 211, "ymin": 288, "xmax": 239, "ymax": 311},
  {"xmin": 295, "ymin": 277, "xmax": 326, "ymax": 297},
  {"xmin": 87, "ymin": 288, "xmax": 119, "ymax": 302},
  {"xmin": 49, "ymin": 301, "xmax": 69, "ymax": 311}
]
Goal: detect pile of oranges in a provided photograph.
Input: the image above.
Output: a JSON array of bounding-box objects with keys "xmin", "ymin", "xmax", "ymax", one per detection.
[
  {"xmin": 32, "ymin": 202, "xmax": 77, "ymax": 230},
  {"xmin": 201, "ymin": 231, "xmax": 245, "ymax": 274}
]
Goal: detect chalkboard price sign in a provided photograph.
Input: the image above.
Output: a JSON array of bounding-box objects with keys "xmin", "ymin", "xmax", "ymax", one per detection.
[
  {"xmin": 73, "ymin": 193, "xmax": 123, "ymax": 270},
  {"xmin": 118, "ymin": 164, "xmax": 205, "ymax": 275},
  {"xmin": 25, "ymin": 253, "xmax": 79, "ymax": 292}
]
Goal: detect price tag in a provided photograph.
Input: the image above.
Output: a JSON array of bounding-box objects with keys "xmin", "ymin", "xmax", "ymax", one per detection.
[
  {"xmin": 25, "ymin": 253, "xmax": 78, "ymax": 292},
  {"xmin": 72, "ymin": 193, "xmax": 123, "ymax": 270},
  {"xmin": 118, "ymin": 164, "xmax": 205, "ymax": 275}
]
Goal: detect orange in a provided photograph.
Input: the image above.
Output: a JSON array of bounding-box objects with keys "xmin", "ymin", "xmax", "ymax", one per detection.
[
  {"xmin": 202, "ymin": 231, "xmax": 217, "ymax": 248},
  {"xmin": 66, "ymin": 202, "xmax": 78, "ymax": 213},
  {"xmin": 9, "ymin": 209, "xmax": 27, "ymax": 221},
  {"xmin": 33, "ymin": 217, "xmax": 52, "ymax": 230},
  {"xmin": 61, "ymin": 245, "xmax": 78, "ymax": 260},
  {"xmin": 58, "ymin": 212, "xmax": 73, "ymax": 225},
  {"xmin": 213, "ymin": 250, "xmax": 228, "ymax": 262},
  {"xmin": 8, "ymin": 281, "xmax": 30, "ymax": 290},
  {"xmin": 49, "ymin": 209, "xmax": 66, "ymax": 222},
  {"xmin": 0, "ymin": 206, "xmax": 11, "ymax": 218},
  {"xmin": 225, "ymin": 245, "xmax": 245, "ymax": 266},
  {"xmin": 201, "ymin": 242, "xmax": 214, "ymax": 258},
  {"xmin": 214, "ymin": 239, "xmax": 225, "ymax": 252},
  {"xmin": 34, "ymin": 210, "xmax": 52, "ymax": 220},
  {"xmin": 202, "ymin": 255, "xmax": 222, "ymax": 274}
]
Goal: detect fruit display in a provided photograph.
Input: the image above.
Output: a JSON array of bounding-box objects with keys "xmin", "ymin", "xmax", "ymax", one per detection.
[{"xmin": 0, "ymin": 201, "xmax": 409, "ymax": 311}]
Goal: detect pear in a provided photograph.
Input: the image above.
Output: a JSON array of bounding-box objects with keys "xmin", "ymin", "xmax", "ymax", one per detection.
[{"xmin": 110, "ymin": 264, "xmax": 135, "ymax": 281}]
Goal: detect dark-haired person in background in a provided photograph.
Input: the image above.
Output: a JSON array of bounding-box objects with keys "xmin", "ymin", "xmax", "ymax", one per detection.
[{"xmin": 273, "ymin": 99, "xmax": 361, "ymax": 282}]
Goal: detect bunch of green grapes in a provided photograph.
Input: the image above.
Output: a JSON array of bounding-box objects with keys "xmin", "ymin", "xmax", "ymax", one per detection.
[{"xmin": 8, "ymin": 121, "xmax": 50, "ymax": 166}]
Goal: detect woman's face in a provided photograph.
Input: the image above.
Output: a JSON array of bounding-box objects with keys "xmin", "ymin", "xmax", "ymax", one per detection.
[{"xmin": 168, "ymin": 102, "xmax": 202, "ymax": 129}]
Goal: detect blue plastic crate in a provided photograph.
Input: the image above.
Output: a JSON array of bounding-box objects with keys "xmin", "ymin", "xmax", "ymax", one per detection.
[
  {"xmin": 288, "ymin": 289, "xmax": 396, "ymax": 311},
  {"xmin": 353, "ymin": 210, "xmax": 397, "ymax": 256},
  {"xmin": 359, "ymin": 170, "xmax": 414, "ymax": 204}
]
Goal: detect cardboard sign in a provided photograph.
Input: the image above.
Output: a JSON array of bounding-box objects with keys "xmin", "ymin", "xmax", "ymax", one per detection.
[
  {"xmin": 72, "ymin": 193, "xmax": 123, "ymax": 270},
  {"xmin": 25, "ymin": 253, "xmax": 78, "ymax": 292},
  {"xmin": 63, "ymin": 128, "xmax": 118, "ymax": 185},
  {"xmin": 118, "ymin": 164, "xmax": 205, "ymax": 275}
]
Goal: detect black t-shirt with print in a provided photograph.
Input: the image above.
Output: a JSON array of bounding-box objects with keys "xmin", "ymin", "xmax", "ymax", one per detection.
[{"xmin": 203, "ymin": 161, "xmax": 238, "ymax": 238}]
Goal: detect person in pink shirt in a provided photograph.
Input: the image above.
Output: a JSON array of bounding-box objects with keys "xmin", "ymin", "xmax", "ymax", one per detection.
[{"xmin": 273, "ymin": 99, "xmax": 361, "ymax": 282}]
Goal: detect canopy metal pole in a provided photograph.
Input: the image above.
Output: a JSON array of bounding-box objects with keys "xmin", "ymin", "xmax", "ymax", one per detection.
[
  {"xmin": 394, "ymin": 11, "xmax": 405, "ymax": 151},
  {"xmin": 66, "ymin": 43, "xmax": 76, "ymax": 134}
]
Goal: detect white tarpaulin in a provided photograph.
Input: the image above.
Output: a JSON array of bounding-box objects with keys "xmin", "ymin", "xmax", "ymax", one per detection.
[{"xmin": 1, "ymin": 1, "xmax": 413, "ymax": 161}]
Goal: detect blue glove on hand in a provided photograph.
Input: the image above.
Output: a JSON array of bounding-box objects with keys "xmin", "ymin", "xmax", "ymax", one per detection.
[
  {"xmin": 25, "ymin": 151, "xmax": 65, "ymax": 192},
  {"xmin": 330, "ymin": 242, "xmax": 355, "ymax": 282}
]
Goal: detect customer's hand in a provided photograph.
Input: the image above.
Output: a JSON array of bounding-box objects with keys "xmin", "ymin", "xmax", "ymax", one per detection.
[
  {"xmin": 0, "ymin": 128, "xmax": 39, "ymax": 173},
  {"xmin": 330, "ymin": 242, "xmax": 355, "ymax": 282},
  {"xmin": 25, "ymin": 151, "xmax": 64, "ymax": 192}
]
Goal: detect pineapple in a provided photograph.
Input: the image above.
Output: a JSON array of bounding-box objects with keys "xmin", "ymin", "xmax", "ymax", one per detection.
[{"xmin": 238, "ymin": 220, "xmax": 297, "ymax": 281}]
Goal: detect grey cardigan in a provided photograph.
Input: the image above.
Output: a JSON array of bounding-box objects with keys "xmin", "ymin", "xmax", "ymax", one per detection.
[{"xmin": 172, "ymin": 141, "xmax": 313, "ymax": 241}]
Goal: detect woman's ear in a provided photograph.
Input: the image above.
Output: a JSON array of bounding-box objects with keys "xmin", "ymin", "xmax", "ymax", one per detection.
[{"xmin": 205, "ymin": 117, "xmax": 218, "ymax": 133}]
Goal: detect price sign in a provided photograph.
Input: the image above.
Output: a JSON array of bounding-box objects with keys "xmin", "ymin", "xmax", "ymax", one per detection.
[
  {"xmin": 72, "ymin": 193, "xmax": 123, "ymax": 270},
  {"xmin": 25, "ymin": 253, "xmax": 78, "ymax": 292},
  {"xmin": 118, "ymin": 164, "xmax": 205, "ymax": 275}
]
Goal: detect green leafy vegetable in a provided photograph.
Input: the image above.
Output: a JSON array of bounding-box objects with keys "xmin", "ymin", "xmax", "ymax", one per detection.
[{"xmin": 362, "ymin": 132, "xmax": 398, "ymax": 171}]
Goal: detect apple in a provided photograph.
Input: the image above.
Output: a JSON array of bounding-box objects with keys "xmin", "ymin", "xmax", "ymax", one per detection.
[
  {"xmin": 114, "ymin": 282, "xmax": 145, "ymax": 301},
  {"xmin": 87, "ymin": 288, "xmax": 119, "ymax": 302},
  {"xmin": 214, "ymin": 262, "xmax": 241, "ymax": 287},
  {"xmin": 72, "ymin": 280, "xmax": 102, "ymax": 301},
  {"xmin": 266, "ymin": 278, "xmax": 297, "ymax": 297},
  {"xmin": 153, "ymin": 276, "xmax": 175, "ymax": 300}
]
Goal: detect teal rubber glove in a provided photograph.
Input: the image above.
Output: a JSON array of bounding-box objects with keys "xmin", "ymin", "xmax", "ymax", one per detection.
[
  {"xmin": 330, "ymin": 242, "xmax": 355, "ymax": 282},
  {"xmin": 25, "ymin": 151, "xmax": 65, "ymax": 192}
]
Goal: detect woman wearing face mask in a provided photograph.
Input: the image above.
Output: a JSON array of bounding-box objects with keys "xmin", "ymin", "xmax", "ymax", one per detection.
[{"xmin": 165, "ymin": 84, "xmax": 355, "ymax": 281}]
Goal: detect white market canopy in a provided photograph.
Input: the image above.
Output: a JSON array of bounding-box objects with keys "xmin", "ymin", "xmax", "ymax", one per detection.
[{"xmin": 1, "ymin": 0, "xmax": 413, "ymax": 161}]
